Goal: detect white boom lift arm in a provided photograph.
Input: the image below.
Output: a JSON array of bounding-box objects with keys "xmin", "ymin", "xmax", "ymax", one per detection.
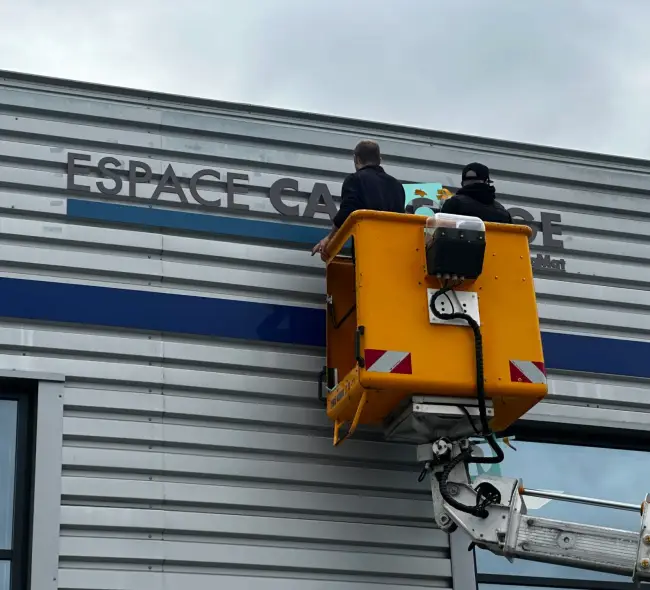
[{"xmin": 383, "ymin": 396, "xmax": 650, "ymax": 585}]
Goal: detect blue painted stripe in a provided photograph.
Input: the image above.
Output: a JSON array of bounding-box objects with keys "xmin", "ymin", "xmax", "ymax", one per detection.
[
  {"xmin": 67, "ymin": 198, "xmax": 331, "ymax": 247},
  {"xmin": 0, "ymin": 276, "xmax": 325, "ymax": 348},
  {"xmin": 541, "ymin": 331, "xmax": 650, "ymax": 379},
  {"xmin": 0, "ymin": 276, "xmax": 648, "ymax": 379}
]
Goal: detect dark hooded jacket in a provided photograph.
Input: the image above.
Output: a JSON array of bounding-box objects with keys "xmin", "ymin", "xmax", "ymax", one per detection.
[
  {"xmin": 333, "ymin": 164, "xmax": 405, "ymax": 229},
  {"xmin": 440, "ymin": 183, "xmax": 512, "ymax": 223}
]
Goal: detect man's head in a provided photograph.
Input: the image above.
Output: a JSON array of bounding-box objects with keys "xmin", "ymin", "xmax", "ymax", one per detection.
[
  {"xmin": 353, "ymin": 140, "xmax": 381, "ymax": 170},
  {"xmin": 461, "ymin": 162, "xmax": 492, "ymax": 187}
]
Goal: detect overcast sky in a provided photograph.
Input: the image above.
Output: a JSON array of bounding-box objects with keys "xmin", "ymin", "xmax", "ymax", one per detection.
[{"xmin": 0, "ymin": 0, "xmax": 648, "ymax": 159}]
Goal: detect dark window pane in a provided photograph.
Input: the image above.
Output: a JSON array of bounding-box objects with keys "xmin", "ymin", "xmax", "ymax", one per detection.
[
  {"xmin": 473, "ymin": 440, "xmax": 646, "ymax": 582},
  {"xmin": 0, "ymin": 561, "xmax": 8, "ymax": 590},
  {"xmin": 481, "ymin": 586, "xmax": 578, "ymax": 590},
  {"xmin": 478, "ymin": 584, "xmax": 566, "ymax": 590},
  {"xmin": 0, "ymin": 401, "xmax": 17, "ymax": 551}
]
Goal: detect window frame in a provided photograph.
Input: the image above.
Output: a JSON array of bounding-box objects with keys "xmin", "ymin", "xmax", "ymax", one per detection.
[
  {"xmin": 508, "ymin": 420, "xmax": 650, "ymax": 453},
  {"xmin": 475, "ymin": 423, "xmax": 650, "ymax": 590},
  {"xmin": 478, "ymin": 572, "xmax": 650, "ymax": 589},
  {"xmin": 0, "ymin": 379, "xmax": 37, "ymax": 590}
]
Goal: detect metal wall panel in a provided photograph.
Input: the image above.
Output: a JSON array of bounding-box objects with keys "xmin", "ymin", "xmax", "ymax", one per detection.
[{"xmin": 0, "ymin": 70, "xmax": 648, "ymax": 589}]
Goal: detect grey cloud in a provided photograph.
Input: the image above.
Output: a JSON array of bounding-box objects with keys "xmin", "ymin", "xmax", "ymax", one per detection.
[{"xmin": 0, "ymin": 0, "xmax": 649, "ymax": 158}]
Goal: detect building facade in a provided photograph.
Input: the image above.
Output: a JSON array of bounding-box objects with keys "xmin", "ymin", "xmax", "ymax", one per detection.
[{"xmin": 0, "ymin": 70, "xmax": 648, "ymax": 590}]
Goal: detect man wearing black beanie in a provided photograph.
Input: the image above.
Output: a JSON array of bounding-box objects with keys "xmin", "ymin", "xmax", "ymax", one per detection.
[{"xmin": 441, "ymin": 162, "xmax": 512, "ymax": 223}]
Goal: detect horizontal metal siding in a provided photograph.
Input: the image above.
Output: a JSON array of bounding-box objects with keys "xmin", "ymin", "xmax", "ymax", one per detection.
[
  {"xmin": 0, "ymin": 79, "xmax": 455, "ymax": 589},
  {"xmin": 8, "ymin": 323, "xmax": 451, "ymax": 589},
  {"xmin": 56, "ymin": 346, "xmax": 449, "ymax": 589},
  {"xmin": 0, "ymin": 72, "xmax": 648, "ymax": 587}
]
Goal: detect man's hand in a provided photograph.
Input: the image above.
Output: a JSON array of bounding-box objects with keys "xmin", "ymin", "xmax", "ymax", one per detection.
[{"xmin": 311, "ymin": 236, "xmax": 331, "ymax": 261}]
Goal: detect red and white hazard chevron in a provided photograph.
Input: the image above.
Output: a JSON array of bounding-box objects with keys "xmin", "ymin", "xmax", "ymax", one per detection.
[
  {"xmin": 509, "ymin": 360, "xmax": 547, "ymax": 384},
  {"xmin": 364, "ymin": 349, "xmax": 413, "ymax": 374}
]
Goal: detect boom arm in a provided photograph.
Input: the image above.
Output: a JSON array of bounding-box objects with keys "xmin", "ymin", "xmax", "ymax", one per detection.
[{"xmin": 423, "ymin": 438, "xmax": 650, "ymax": 583}]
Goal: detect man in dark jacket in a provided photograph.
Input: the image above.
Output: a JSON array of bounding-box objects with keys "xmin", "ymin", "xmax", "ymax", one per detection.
[
  {"xmin": 312, "ymin": 140, "xmax": 405, "ymax": 260},
  {"xmin": 441, "ymin": 162, "xmax": 512, "ymax": 223}
]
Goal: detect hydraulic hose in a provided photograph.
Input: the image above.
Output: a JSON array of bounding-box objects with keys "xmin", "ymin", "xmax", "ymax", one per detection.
[{"xmin": 429, "ymin": 284, "xmax": 504, "ymax": 517}]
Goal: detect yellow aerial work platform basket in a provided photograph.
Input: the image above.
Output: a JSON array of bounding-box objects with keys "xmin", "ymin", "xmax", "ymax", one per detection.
[{"xmin": 321, "ymin": 210, "xmax": 547, "ymax": 445}]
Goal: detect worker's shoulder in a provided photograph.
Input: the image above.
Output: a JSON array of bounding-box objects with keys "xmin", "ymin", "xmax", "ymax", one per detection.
[
  {"xmin": 441, "ymin": 194, "xmax": 461, "ymax": 210},
  {"xmin": 494, "ymin": 199, "xmax": 513, "ymax": 223},
  {"xmin": 356, "ymin": 165, "xmax": 395, "ymax": 180},
  {"xmin": 349, "ymin": 166, "xmax": 404, "ymax": 196},
  {"xmin": 344, "ymin": 169, "xmax": 360, "ymax": 179},
  {"xmin": 340, "ymin": 171, "xmax": 362, "ymax": 195},
  {"xmin": 492, "ymin": 197, "xmax": 510, "ymax": 213},
  {"xmin": 371, "ymin": 167, "xmax": 404, "ymax": 190},
  {"xmin": 342, "ymin": 170, "xmax": 362, "ymax": 185}
]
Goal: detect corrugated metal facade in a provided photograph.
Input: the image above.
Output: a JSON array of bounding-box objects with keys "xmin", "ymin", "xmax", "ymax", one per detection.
[{"xmin": 0, "ymin": 70, "xmax": 648, "ymax": 589}]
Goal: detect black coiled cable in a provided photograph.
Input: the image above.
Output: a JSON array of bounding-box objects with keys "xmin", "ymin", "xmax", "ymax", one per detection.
[{"xmin": 429, "ymin": 283, "xmax": 505, "ymax": 518}]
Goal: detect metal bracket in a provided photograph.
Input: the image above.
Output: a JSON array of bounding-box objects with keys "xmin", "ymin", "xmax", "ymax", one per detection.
[
  {"xmin": 384, "ymin": 396, "xmax": 493, "ymax": 445},
  {"xmin": 355, "ymin": 326, "xmax": 365, "ymax": 367},
  {"xmin": 318, "ymin": 367, "xmax": 338, "ymax": 405},
  {"xmin": 428, "ymin": 288, "xmax": 480, "ymax": 326},
  {"xmin": 333, "ymin": 391, "xmax": 367, "ymax": 446}
]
